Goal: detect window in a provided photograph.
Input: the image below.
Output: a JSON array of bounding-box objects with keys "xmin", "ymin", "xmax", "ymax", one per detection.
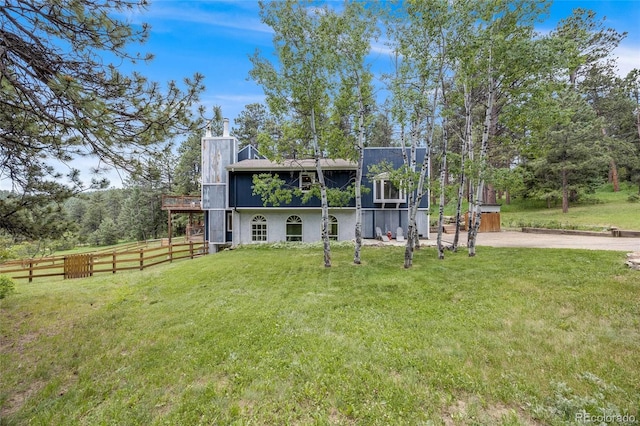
[
  {"xmin": 373, "ymin": 173, "xmax": 405, "ymax": 203},
  {"xmin": 300, "ymin": 172, "xmax": 316, "ymax": 192},
  {"xmin": 226, "ymin": 212, "xmax": 233, "ymax": 232},
  {"xmin": 251, "ymin": 215, "xmax": 267, "ymax": 242},
  {"xmin": 286, "ymin": 215, "xmax": 303, "ymax": 241},
  {"xmin": 328, "ymin": 215, "xmax": 338, "ymax": 241}
]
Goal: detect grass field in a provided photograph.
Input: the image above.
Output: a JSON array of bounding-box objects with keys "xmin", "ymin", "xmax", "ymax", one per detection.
[
  {"xmin": 499, "ymin": 184, "xmax": 640, "ymax": 231},
  {"xmin": 1, "ymin": 244, "xmax": 638, "ymax": 425}
]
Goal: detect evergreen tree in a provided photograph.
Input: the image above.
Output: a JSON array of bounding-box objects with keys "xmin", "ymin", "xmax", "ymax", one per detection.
[
  {"xmin": 174, "ymin": 133, "xmax": 202, "ymax": 195},
  {"xmin": 232, "ymin": 103, "xmax": 270, "ymax": 149},
  {"xmin": 0, "ymin": 0, "xmax": 204, "ymax": 238},
  {"xmin": 527, "ymin": 90, "xmax": 607, "ymax": 212}
]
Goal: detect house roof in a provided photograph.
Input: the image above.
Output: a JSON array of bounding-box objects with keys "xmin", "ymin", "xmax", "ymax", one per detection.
[{"xmin": 227, "ymin": 158, "xmax": 357, "ymax": 171}]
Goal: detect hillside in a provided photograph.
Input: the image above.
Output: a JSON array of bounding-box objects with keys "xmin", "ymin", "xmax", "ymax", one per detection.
[
  {"xmin": 499, "ymin": 185, "xmax": 640, "ymax": 231},
  {"xmin": 1, "ymin": 245, "xmax": 638, "ymax": 424}
]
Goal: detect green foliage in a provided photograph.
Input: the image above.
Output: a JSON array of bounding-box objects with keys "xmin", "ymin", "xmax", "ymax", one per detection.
[
  {"xmin": 173, "ymin": 133, "xmax": 202, "ymax": 195},
  {"xmin": 533, "ymin": 373, "xmax": 635, "ymax": 425},
  {"xmin": 0, "ymin": 274, "xmax": 15, "ymax": 299},
  {"xmin": 524, "ymin": 89, "xmax": 609, "ymax": 211},
  {"xmin": 0, "ymin": 189, "xmax": 76, "ymax": 240},
  {"xmin": 500, "ymin": 185, "xmax": 640, "ymax": 230},
  {"xmin": 489, "ymin": 166, "xmax": 528, "ymax": 199},
  {"xmin": 251, "ymin": 173, "xmax": 356, "ymax": 208},
  {"xmin": 251, "ymin": 173, "xmax": 293, "ymax": 207},
  {"xmin": 91, "ymin": 218, "xmax": 119, "ymax": 246},
  {"xmin": 232, "ymin": 103, "xmax": 281, "ymax": 150},
  {"xmin": 367, "ymin": 160, "xmax": 423, "ymax": 195},
  {"xmin": 1, "ymin": 0, "xmax": 204, "ymax": 239}
]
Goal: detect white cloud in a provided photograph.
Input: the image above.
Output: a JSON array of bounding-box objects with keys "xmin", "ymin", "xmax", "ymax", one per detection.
[
  {"xmin": 142, "ymin": 2, "xmax": 273, "ymax": 35},
  {"xmin": 615, "ymin": 44, "xmax": 640, "ymax": 77}
]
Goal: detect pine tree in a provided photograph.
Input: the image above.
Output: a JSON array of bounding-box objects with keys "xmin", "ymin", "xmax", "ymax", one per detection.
[{"xmin": 0, "ymin": 0, "xmax": 204, "ymax": 238}]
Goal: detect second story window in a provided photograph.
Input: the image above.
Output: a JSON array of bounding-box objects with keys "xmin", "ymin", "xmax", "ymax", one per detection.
[
  {"xmin": 373, "ymin": 173, "xmax": 405, "ymax": 203},
  {"xmin": 300, "ymin": 172, "xmax": 316, "ymax": 192}
]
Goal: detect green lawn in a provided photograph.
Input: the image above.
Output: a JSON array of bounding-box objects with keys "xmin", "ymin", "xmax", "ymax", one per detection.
[
  {"xmin": 499, "ymin": 185, "xmax": 640, "ymax": 231},
  {"xmin": 1, "ymin": 244, "xmax": 639, "ymax": 425}
]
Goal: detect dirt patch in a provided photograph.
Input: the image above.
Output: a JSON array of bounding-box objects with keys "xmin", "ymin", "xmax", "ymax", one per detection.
[
  {"xmin": 442, "ymin": 396, "xmax": 543, "ymax": 426},
  {"xmin": 1, "ymin": 379, "xmax": 45, "ymax": 418}
]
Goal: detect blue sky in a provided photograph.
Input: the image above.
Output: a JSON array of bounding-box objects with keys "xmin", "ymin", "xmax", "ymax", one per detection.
[
  {"xmin": 131, "ymin": 0, "xmax": 640, "ymax": 128},
  {"xmin": 3, "ymin": 1, "xmax": 639, "ymax": 191},
  {"xmin": 100, "ymin": 0, "xmax": 640, "ymax": 188}
]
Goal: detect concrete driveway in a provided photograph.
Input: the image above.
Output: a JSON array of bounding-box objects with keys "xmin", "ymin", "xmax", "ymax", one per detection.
[{"xmin": 426, "ymin": 230, "xmax": 640, "ymax": 252}]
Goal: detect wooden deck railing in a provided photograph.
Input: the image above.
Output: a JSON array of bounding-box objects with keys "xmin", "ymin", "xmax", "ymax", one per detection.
[
  {"xmin": 0, "ymin": 241, "xmax": 208, "ymax": 282},
  {"xmin": 161, "ymin": 195, "xmax": 202, "ymax": 210}
]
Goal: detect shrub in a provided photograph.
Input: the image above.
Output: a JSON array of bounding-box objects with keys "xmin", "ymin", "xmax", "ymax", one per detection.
[
  {"xmin": 627, "ymin": 194, "xmax": 639, "ymax": 203},
  {"xmin": 0, "ymin": 275, "xmax": 16, "ymax": 299}
]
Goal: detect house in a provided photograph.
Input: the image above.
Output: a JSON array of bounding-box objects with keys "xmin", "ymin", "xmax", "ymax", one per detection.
[{"xmin": 201, "ymin": 121, "xmax": 430, "ymax": 253}]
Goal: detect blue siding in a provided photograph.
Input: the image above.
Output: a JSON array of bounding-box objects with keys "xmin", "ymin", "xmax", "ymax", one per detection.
[
  {"xmin": 229, "ymin": 170, "xmax": 357, "ymax": 208},
  {"xmin": 238, "ymin": 145, "xmax": 264, "ymax": 161},
  {"xmin": 362, "ymin": 148, "xmax": 429, "ymax": 209}
]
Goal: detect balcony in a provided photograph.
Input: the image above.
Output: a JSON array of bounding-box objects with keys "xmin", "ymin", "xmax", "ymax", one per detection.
[{"xmin": 161, "ymin": 195, "xmax": 202, "ymax": 212}]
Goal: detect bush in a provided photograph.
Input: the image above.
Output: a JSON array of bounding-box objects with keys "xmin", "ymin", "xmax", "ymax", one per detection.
[
  {"xmin": 627, "ymin": 194, "xmax": 639, "ymax": 203},
  {"xmin": 0, "ymin": 275, "xmax": 16, "ymax": 299},
  {"xmin": 91, "ymin": 219, "xmax": 120, "ymax": 246}
]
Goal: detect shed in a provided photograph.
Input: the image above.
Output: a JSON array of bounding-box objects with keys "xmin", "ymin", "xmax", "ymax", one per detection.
[{"xmin": 465, "ymin": 204, "xmax": 501, "ymax": 233}]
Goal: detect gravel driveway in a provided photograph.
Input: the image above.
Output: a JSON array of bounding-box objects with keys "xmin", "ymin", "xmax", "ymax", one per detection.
[{"xmin": 427, "ymin": 230, "xmax": 640, "ymax": 251}]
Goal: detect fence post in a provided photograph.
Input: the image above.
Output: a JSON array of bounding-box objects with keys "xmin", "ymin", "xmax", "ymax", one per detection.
[
  {"xmin": 112, "ymin": 251, "xmax": 116, "ymax": 274},
  {"xmin": 139, "ymin": 249, "xmax": 144, "ymax": 270},
  {"xmin": 90, "ymin": 255, "xmax": 94, "ymax": 277},
  {"xmin": 169, "ymin": 243, "xmax": 173, "ymax": 263},
  {"xmin": 29, "ymin": 261, "xmax": 33, "ymax": 283},
  {"xmin": 189, "ymin": 241, "xmax": 194, "ymax": 259}
]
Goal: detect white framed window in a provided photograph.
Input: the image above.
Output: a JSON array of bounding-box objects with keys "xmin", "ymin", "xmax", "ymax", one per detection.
[
  {"xmin": 328, "ymin": 215, "xmax": 338, "ymax": 241},
  {"xmin": 300, "ymin": 172, "xmax": 316, "ymax": 192},
  {"xmin": 286, "ymin": 215, "xmax": 303, "ymax": 242},
  {"xmin": 373, "ymin": 173, "xmax": 405, "ymax": 203},
  {"xmin": 251, "ymin": 215, "xmax": 267, "ymax": 242},
  {"xmin": 226, "ymin": 212, "xmax": 233, "ymax": 232}
]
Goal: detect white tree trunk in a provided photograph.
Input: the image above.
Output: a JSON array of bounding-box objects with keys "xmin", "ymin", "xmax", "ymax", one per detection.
[
  {"xmin": 310, "ymin": 106, "xmax": 331, "ymax": 267},
  {"xmin": 437, "ymin": 116, "xmax": 448, "ymax": 260},
  {"xmin": 468, "ymin": 69, "xmax": 494, "ymax": 257},
  {"xmin": 453, "ymin": 86, "xmax": 471, "ymax": 252},
  {"xmin": 354, "ymin": 84, "xmax": 366, "ymax": 265}
]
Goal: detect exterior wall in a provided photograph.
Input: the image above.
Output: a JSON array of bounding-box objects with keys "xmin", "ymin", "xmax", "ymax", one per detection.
[
  {"xmin": 202, "ymin": 141, "xmax": 432, "ymax": 248},
  {"xmin": 202, "ymin": 137, "xmax": 235, "ymax": 185},
  {"xmin": 229, "ymin": 170, "xmax": 356, "ymax": 209},
  {"xmin": 237, "ymin": 145, "xmax": 262, "ymax": 161},
  {"xmin": 361, "ymin": 208, "xmax": 430, "ymax": 239},
  {"xmin": 361, "ymin": 147, "xmax": 429, "ymax": 210},
  {"xmin": 416, "ymin": 209, "xmax": 430, "ymax": 239},
  {"xmin": 207, "ymin": 210, "xmax": 226, "ymax": 244},
  {"xmin": 202, "ymin": 136, "xmax": 238, "ymax": 251},
  {"xmin": 234, "ymin": 209, "xmax": 356, "ymax": 245}
]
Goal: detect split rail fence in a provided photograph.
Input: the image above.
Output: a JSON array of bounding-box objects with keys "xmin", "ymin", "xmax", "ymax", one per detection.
[{"xmin": 0, "ymin": 241, "xmax": 208, "ymax": 282}]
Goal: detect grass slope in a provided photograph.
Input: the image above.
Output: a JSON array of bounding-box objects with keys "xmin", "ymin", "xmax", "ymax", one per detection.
[
  {"xmin": 500, "ymin": 185, "xmax": 640, "ymax": 231},
  {"xmin": 1, "ymin": 245, "xmax": 639, "ymax": 425}
]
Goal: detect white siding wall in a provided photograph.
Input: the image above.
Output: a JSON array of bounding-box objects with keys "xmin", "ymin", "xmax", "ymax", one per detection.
[{"xmin": 234, "ymin": 210, "xmax": 356, "ymax": 245}]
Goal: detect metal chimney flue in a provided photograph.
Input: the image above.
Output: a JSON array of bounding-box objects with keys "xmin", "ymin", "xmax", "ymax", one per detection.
[{"xmin": 223, "ymin": 118, "xmax": 229, "ymax": 137}]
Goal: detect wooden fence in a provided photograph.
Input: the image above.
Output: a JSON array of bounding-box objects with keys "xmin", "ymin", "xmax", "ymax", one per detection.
[{"xmin": 0, "ymin": 241, "xmax": 208, "ymax": 282}]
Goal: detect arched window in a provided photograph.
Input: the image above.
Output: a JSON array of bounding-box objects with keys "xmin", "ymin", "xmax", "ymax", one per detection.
[
  {"xmin": 286, "ymin": 215, "xmax": 303, "ymax": 242},
  {"xmin": 251, "ymin": 215, "xmax": 267, "ymax": 242},
  {"xmin": 328, "ymin": 215, "xmax": 338, "ymax": 241}
]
